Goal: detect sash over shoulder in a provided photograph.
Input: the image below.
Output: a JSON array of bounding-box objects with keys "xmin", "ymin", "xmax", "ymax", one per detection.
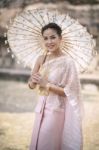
[{"xmin": 61, "ymin": 58, "xmax": 83, "ymax": 150}]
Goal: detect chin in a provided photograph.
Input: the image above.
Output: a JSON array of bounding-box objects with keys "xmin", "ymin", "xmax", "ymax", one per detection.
[{"xmin": 47, "ymin": 48, "xmax": 56, "ymax": 52}]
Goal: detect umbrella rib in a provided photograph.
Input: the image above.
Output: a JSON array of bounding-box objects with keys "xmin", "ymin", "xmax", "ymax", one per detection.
[
  {"xmin": 62, "ymin": 40, "xmax": 92, "ymax": 50},
  {"xmin": 9, "ymin": 26, "xmax": 40, "ymax": 36},
  {"xmin": 20, "ymin": 51, "xmax": 38, "ymax": 64},
  {"xmin": 65, "ymin": 46, "xmax": 91, "ymax": 57},
  {"xmin": 24, "ymin": 49, "xmax": 42, "ymax": 66},
  {"xmin": 20, "ymin": 49, "xmax": 42, "ymax": 65},
  {"xmin": 28, "ymin": 10, "xmax": 43, "ymax": 27},
  {"xmin": 10, "ymin": 43, "xmax": 40, "ymax": 51},
  {"xmin": 8, "ymin": 40, "xmax": 39, "ymax": 46},
  {"xmin": 14, "ymin": 48, "xmax": 41, "ymax": 60},
  {"xmin": 63, "ymin": 43, "xmax": 92, "ymax": 62},
  {"xmin": 62, "ymin": 48, "xmax": 85, "ymax": 70},
  {"xmin": 13, "ymin": 43, "xmax": 42, "ymax": 53},
  {"xmin": 46, "ymin": 11, "xmax": 50, "ymax": 23},
  {"xmin": 63, "ymin": 41, "xmax": 92, "ymax": 53},
  {"xmin": 53, "ymin": 12, "xmax": 57, "ymax": 22},
  {"xmin": 8, "ymin": 31, "xmax": 39, "ymax": 38},
  {"xmin": 63, "ymin": 43, "xmax": 92, "ymax": 57},
  {"xmin": 21, "ymin": 12, "xmax": 42, "ymax": 30},
  {"xmin": 47, "ymin": 13, "xmax": 53, "ymax": 23},
  {"xmin": 14, "ymin": 49, "xmax": 33, "ymax": 57},
  {"xmin": 62, "ymin": 48, "xmax": 82, "ymax": 66},
  {"xmin": 7, "ymin": 32, "xmax": 35, "ymax": 37},
  {"xmin": 63, "ymin": 45, "xmax": 90, "ymax": 65},
  {"xmin": 63, "ymin": 34, "xmax": 90, "ymax": 38},
  {"xmin": 16, "ymin": 47, "xmax": 41, "ymax": 57},
  {"xmin": 8, "ymin": 40, "xmax": 38, "ymax": 45},
  {"xmin": 8, "ymin": 39, "xmax": 39, "ymax": 45},
  {"xmin": 47, "ymin": 11, "xmax": 54, "ymax": 23},
  {"xmin": 8, "ymin": 37, "xmax": 39, "ymax": 41},
  {"xmin": 15, "ymin": 20, "xmax": 40, "ymax": 34},
  {"xmin": 62, "ymin": 21, "xmax": 75, "ymax": 31},
  {"xmin": 63, "ymin": 37, "xmax": 91, "ymax": 43},
  {"xmin": 38, "ymin": 12, "xmax": 46, "ymax": 25},
  {"xmin": 62, "ymin": 27, "xmax": 86, "ymax": 35},
  {"xmin": 61, "ymin": 15, "xmax": 67, "ymax": 24}
]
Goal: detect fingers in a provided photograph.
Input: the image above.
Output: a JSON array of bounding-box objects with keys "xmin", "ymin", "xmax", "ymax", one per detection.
[
  {"xmin": 32, "ymin": 75, "xmax": 41, "ymax": 80},
  {"xmin": 32, "ymin": 72, "xmax": 40, "ymax": 76},
  {"xmin": 31, "ymin": 78, "xmax": 38, "ymax": 83},
  {"xmin": 32, "ymin": 73, "xmax": 41, "ymax": 79},
  {"xmin": 31, "ymin": 74, "xmax": 42, "ymax": 83}
]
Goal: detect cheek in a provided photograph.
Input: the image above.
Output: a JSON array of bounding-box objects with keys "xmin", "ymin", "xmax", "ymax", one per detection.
[
  {"xmin": 43, "ymin": 41, "xmax": 48, "ymax": 46},
  {"xmin": 54, "ymin": 39, "xmax": 61, "ymax": 46}
]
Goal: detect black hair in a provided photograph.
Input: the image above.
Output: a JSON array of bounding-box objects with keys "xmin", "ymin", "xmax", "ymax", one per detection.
[{"xmin": 41, "ymin": 22, "xmax": 62, "ymax": 37}]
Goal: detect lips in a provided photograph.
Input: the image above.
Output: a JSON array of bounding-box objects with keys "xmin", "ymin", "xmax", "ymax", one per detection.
[{"xmin": 47, "ymin": 45, "xmax": 55, "ymax": 48}]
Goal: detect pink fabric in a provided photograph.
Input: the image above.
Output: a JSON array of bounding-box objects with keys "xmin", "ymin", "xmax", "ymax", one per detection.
[{"xmin": 29, "ymin": 56, "xmax": 83, "ymax": 150}]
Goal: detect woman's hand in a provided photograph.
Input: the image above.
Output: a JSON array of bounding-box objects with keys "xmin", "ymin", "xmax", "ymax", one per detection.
[
  {"xmin": 32, "ymin": 72, "xmax": 48, "ymax": 88},
  {"xmin": 28, "ymin": 73, "xmax": 38, "ymax": 89}
]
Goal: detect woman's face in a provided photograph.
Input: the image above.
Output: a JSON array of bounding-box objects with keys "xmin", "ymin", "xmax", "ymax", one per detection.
[{"xmin": 42, "ymin": 28, "xmax": 62, "ymax": 53}]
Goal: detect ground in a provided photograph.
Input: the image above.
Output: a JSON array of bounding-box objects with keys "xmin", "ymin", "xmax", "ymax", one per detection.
[{"xmin": 0, "ymin": 79, "xmax": 99, "ymax": 150}]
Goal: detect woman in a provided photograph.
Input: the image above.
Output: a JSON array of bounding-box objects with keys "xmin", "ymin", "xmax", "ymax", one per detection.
[{"xmin": 28, "ymin": 23, "xmax": 83, "ymax": 150}]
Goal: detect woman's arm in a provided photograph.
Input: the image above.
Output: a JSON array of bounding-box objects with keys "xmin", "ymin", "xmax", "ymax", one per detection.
[
  {"xmin": 28, "ymin": 55, "xmax": 44, "ymax": 89},
  {"xmin": 46, "ymin": 82, "xmax": 66, "ymax": 97},
  {"xmin": 32, "ymin": 73, "xmax": 66, "ymax": 96}
]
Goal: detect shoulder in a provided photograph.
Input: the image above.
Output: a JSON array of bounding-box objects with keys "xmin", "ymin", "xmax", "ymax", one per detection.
[
  {"xmin": 36, "ymin": 54, "xmax": 45, "ymax": 62},
  {"xmin": 65, "ymin": 56, "xmax": 79, "ymax": 72},
  {"xmin": 37, "ymin": 54, "xmax": 44, "ymax": 60},
  {"xmin": 64, "ymin": 56, "xmax": 75, "ymax": 66},
  {"xmin": 36, "ymin": 54, "xmax": 47, "ymax": 65}
]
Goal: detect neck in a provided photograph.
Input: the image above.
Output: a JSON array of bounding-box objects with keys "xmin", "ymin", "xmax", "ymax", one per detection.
[{"xmin": 50, "ymin": 49, "xmax": 63, "ymax": 57}]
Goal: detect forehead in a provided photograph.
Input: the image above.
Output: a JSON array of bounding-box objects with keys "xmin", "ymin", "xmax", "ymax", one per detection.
[{"xmin": 42, "ymin": 28, "xmax": 57, "ymax": 37}]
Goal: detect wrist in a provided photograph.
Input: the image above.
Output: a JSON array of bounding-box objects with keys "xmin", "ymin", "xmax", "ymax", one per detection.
[
  {"xmin": 28, "ymin": 81, "xmax": 36, "ymax": 89},
  {"xmin": 46, "ymin": 82, "xmax": 51, "ymax": 92}
]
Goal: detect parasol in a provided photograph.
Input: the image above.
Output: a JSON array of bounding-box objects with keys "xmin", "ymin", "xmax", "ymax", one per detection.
[{"xmin": 5, "ymin": 8, "xmax": 96, "ymax": 73}]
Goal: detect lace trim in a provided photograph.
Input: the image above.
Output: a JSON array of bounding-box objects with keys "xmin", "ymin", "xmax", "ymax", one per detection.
[{"xmin": 42, "ymin": 55, "xmax": 67, "ymax": 67}]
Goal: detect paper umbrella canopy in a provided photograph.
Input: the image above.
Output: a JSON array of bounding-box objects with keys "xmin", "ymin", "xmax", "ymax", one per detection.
[{"xmin": 5, "ymin": 9, "xmax": 96, "ymax": 73}]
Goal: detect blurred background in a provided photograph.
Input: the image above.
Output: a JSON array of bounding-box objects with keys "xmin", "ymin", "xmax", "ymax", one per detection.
[{"xmin": 0, "ymin": 0, "xmax": 99, "ymax": 150}]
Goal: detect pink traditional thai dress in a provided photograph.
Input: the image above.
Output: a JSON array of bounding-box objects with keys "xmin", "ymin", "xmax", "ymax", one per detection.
[{"xmin": 29, "ymin": 56, "xmax": 83, "ymax": 150}]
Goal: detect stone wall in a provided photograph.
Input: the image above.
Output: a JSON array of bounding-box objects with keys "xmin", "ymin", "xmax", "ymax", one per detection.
[{"xmin": 0, "ymin": 0, "xmax": 99, "ymax": 8}]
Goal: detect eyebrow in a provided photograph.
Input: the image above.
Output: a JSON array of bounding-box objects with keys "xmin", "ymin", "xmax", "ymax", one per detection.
[{"xmin": 43, "ymin": 34, "xmax": 56, "ymax": 38}]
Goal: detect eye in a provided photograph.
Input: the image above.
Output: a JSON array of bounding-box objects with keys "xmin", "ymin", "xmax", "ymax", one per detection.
[
  {"xmin": 43, "ymin": 37, "xmax": 48, "ymax": 41},
  {"xmin": 51, "ymin": 36, "xmax": 56, "ymax": 39}
]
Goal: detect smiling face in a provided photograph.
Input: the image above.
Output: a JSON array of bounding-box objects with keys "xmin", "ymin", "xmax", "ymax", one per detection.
[{"xmin": 42, "ymin": 28, "xmax": 62, "ymax": 53}]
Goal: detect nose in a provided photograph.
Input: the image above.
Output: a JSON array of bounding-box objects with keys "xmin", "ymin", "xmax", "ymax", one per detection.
[{"xmin": 47, "ymin": 39, "xmax": 52, "ymax": 44}]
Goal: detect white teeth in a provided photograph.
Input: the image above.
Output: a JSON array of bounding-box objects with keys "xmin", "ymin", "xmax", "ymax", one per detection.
[{"xmin": 48, "ymin": 45, "xmax": 54, "ymax": 48}]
